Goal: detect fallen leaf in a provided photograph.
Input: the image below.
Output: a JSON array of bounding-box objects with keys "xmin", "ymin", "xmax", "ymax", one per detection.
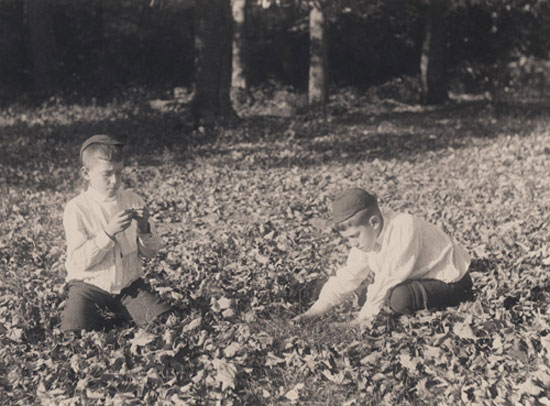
[
  {"xmin": 517, "ymin": 378, "xmax": 543, "ymax": 396},
  {"xmin": 218, "ymin": 297, "xmax": 234, "ymax": 310},
  {"xmin": 399, "ymin": 352, "xmax": 419, "ymax": 375},
  {"xmin": 212, "ymin": 358, "xmax": 237, "ymax": 391},
  {"xmin": 360, "ymin": 352, "xmax": 380, "ymax": 365},
  {"xmin": 265, "ymin": 352, "xmax": 286, "ymax": 367},
  {"xmin": 453, "ymin": 320, "xmax": 477, "ymax": 341},
  {"xmin": 183, "ymin": 316, "xmax": 202, "ymax": 332},
  {"xmin": 224, "ymin": 342, "xmax": 241, "ymax": 358},
  {"xmin": 285, "ymin": 388, "xmax": 300, "ymax": 401},
  {"xmin": 508, "ymin": 349, "xmax": 529, "ymax": 364},
  {"xmin": 254, "ymin": 251, "xmax": 270, "ymax": 265},
  {"xmin": 130, "ymin": 330, "xmax": 155, "ymax": 353},
  {"xmin": 422, "ymin": 345, "xmax": 442, "ymax": 362},
  {"xmin": 7, "ymin": 328, "xmax": 24, "ymax": 342},
  {"xmin": 285, "ymin": 383, "xmax": 304, "ymax": 401},
  {"xmin": 86, "ymin": 388, "xmax": 104, "ymax": 400},
  {"xmin": 322, "ymin": 369, "xmax": 345, "ymax": 384},
  {"xmin": 309, "ymin": 217, "xmax": 328, "ymax": 231}
]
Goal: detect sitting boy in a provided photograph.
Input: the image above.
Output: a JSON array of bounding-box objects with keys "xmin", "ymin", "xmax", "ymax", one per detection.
[
  {"xmin": 61, "ymin": 134, "xmax": 172, "ymax": 332},
  {"xmin": 294, "ymin": 188, "xmax": 473, "ymax": 329}
]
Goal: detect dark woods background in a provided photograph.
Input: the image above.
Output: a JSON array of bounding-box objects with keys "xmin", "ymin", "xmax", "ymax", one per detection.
[{"xmin": 0, "ymin": 0, "xmax": 549, "ymax": 104}]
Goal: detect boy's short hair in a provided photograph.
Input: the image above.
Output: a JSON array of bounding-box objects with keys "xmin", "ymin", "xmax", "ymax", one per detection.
[
  {"xmin": 334, "ymin": 207, "xmax": 379, "ymax": 233},
  {"xmin": 332, "ymin": 188, "xmax": 377, "ymax": 225},
  {"xmin": 80, "ymin": 134, "xmax": 124, "ymax": 167}
]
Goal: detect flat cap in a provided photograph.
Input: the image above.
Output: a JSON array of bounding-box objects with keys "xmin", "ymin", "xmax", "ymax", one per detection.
[
  {"xmin": 332, "ymin": 188, "xmax": 376, "ymax": 224},
  {"xmin": 80, "ymin": 134, "xmax": 123, "ymax": 159}
]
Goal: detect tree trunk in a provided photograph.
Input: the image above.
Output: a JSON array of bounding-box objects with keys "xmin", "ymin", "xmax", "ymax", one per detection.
[
  {"xmin": 308, "ymin": 0, "xmax": 328, "ymax": 106},
  {"xmin": 26, "ymin": 0, "xmax": 57, "ymax": 92},
  {"xmin": 420, "ymin": 0, "xmax": 449, "ymax": 105},
  {"xmin": 192, "ymin": 0, "xmax": 236, "ymax": 122},
  {"xmin": 231, "ymin": 0, "xmax": 248, "ymax": 105}
]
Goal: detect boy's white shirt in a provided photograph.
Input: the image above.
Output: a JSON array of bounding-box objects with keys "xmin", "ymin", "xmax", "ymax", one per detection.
[
  {"xmin": 307, "ymin": 210, "xmax": 471, "ymax": 322},
  {"xmin": 63, "ymin": 187, "xmax": 161, "ymax": 294}
]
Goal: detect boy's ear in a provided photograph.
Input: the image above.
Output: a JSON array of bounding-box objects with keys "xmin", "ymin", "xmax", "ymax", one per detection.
[
  {"xmin": 369, "ymin": 215, "xmax": 380, "ymax": 230},
  {"xmin": 81, "ymin": 166, "xmax": 89, "ymax": 181}
]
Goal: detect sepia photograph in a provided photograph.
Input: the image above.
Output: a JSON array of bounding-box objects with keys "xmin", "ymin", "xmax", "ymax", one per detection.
[{"xmin": 1, "ymin": 0, "xmax": 549, "ymax": 404}]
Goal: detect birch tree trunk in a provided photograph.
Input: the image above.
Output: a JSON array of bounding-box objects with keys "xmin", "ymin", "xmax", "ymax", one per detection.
[
  {"xmin": 308, "ymin": 0, "xmax": 328, "ymax": 106},
  {"xmin": 231, "ymin": 0, "xmax": 248, "ymax": 105}
]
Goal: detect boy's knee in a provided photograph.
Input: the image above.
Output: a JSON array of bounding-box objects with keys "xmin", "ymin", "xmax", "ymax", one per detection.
[
  {"xmin": 388, "ymin": 282, "xmax": 427, "ymax": 315},
  {"xmin": 388, "ymin": 285, "xmax": 415, "ymax": 314},
  {"xmin": 61, "ymin": 297, "xmax": 101, "ymax": 332},
  {"xmin": 389, "ymin": 281, "xmax": 430, "ymax": 314}
]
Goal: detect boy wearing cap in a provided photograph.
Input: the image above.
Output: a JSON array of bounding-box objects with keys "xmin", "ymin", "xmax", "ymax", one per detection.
[
  {"xmin": 60, "ymin": 134, "xmax": 172, "ymax": 332},
  {"xmin": 294, "ymin": 188, "xmax": 473, "ymax": 329}
]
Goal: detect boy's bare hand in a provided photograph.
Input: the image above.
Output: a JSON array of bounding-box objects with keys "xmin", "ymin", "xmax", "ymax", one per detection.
[
  {"xmin": 291, "ymin": 314, "xmax": 305, "ymax": 324},
  {"xmin": 291, "ymin": 311, "xmax": 317, "ymax": 325},
  {"xmin": 329, "ymin": 320, "xmax": 354, "ymax": 329},
  {"xmin": 328, "ymin": 318, "xmax": 372, "ymax": 332},
  {"xmin": 105, "ymin": 209, "xmax": 134, "ymax": 238},
  {"xmin": 133, "ymin": 207, "xmax": 150, "ymax": 233}
]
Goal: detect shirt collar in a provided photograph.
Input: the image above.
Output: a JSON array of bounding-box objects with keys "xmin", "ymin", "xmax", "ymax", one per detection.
[
  {"xmin": 86, "ymin": 187, "xmax": 120, "ymax": 203},
  {"xmin": 373, "ymin": 209, "xmax": 396, "ymax": 251}
]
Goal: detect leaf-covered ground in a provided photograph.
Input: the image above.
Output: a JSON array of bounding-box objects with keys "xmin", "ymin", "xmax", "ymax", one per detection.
[{"xmin": 1, "ymin": 90, "xmax": 550, "ymax": 405}]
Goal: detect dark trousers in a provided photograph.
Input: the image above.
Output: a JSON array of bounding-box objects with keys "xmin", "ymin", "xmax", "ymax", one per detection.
[
  {"xmin": 61, "ymin": 278, "xmax": 172, "ymax": 332},
  {"xmin": 387, "ymin": 272, "xmax": 473, "ymax": 315}
]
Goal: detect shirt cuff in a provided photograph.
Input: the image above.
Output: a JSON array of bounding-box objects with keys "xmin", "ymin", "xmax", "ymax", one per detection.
[
  {"xmin": 96, "ymin": 230, "xmax": 116, "ymax": 250},
  {"xmin": 306, "ymin": 294, "xmax": 336, "ymax": 316},
  {"xmin": 137, "ymin": 222, "xmax": 151, "ymax": 234},
  {"xmin": 357, "ymin": 305, "xmax": 378, "ymax": 322}
]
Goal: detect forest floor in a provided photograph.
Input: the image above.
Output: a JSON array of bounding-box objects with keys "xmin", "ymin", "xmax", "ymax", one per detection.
[{"xmin": 1, "ymin": 87, "xmax": 550, "ymax": 406}]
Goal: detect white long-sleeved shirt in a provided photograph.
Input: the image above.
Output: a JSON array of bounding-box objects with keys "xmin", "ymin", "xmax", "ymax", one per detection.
[
  {"xmin": 63, "ymin": 187, "xmax": 161, "ymax": 294},
  {"xmin": 307, "ymin": 211, "xmax": 471, "ymax": 321}
]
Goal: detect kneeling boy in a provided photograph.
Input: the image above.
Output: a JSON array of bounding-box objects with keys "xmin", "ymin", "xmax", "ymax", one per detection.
[
  {"xmin": 295, "ymin": 188, "xmax": 473, "ymax": 328},
  {"xmin": 61, "ymin": 135, "xmax": 172, "ymax": 332}
]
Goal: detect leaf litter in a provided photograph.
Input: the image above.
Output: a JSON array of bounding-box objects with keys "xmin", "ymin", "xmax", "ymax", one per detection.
[{"xmin": 0, "ymin": 92, "xmax": 549, "ymax": 405}]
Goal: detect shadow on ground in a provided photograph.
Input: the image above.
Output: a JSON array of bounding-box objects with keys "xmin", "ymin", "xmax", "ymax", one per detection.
[{"xmin": 1, "ymin": 99, "xmax": 547, "ymax": 190}]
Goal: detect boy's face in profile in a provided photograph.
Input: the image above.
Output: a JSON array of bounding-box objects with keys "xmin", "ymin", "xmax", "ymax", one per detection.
[
  {"xmin": 338, "ymin": 210, "xmax": 381, "ymax": 253},
  {"xmin": 82, "ymin": 158, "xmax": 124, "ymax": 198}
]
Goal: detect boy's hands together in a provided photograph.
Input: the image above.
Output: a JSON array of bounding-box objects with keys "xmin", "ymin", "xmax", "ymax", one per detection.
[
  {"xmin": 105, "ymin": 209, "xmax": 134, "ymax": 239},
  {"xmin": 104, "ymin": 207, "xmax": 151, "ymax": 239}
]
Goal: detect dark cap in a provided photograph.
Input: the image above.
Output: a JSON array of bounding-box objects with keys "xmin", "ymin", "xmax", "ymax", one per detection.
[
  {"xmin": 80, "ymin": 134, "xmax": 123, "ymax": 159},
  {"xmin": 332, "ymin": 188, "xmax": 377, "ymax": 224}
]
